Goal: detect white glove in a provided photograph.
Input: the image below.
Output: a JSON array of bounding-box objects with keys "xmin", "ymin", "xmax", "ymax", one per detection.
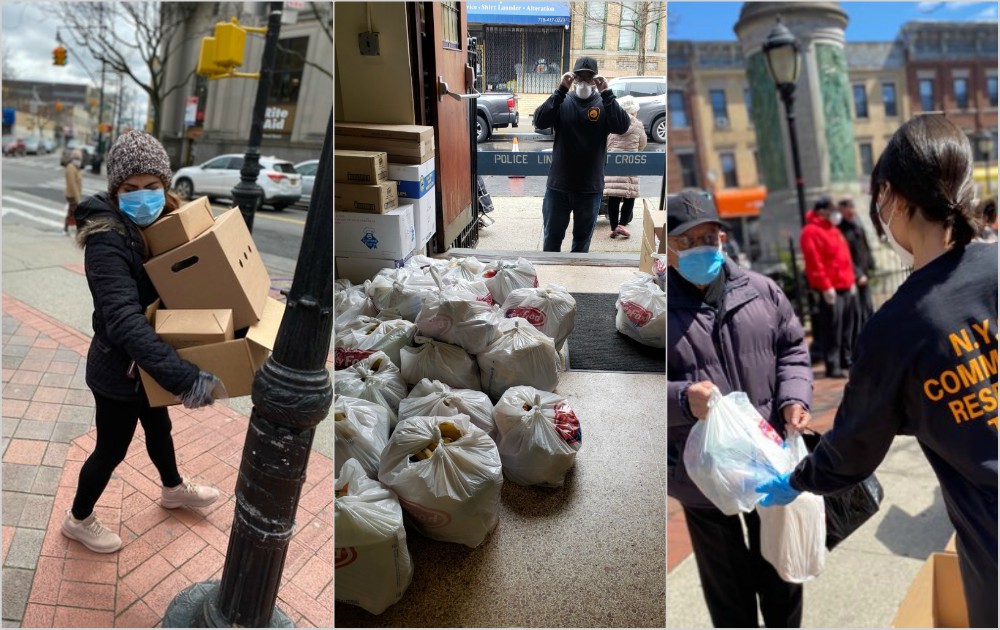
[{"xmin": 822, "ymin": 288, "xmax": 837, "ymax": 305}]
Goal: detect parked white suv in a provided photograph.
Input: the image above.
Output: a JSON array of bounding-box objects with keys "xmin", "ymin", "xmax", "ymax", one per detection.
[{"xmin": 171, "ymin": 154, "xmax": 302, "ymax": 210}]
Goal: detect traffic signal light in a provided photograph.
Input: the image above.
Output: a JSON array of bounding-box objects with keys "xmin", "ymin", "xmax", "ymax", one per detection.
[
  {"xmin": 53, "ymin": 46, "xmax": 67, "ymax": 66},
  {"xmin": 196, "ymin": 17, "xmax": 265, "ymax": 79},
  {"xmin": 55, "ymin": 101, "xmax": 63, "ymax": 112}
]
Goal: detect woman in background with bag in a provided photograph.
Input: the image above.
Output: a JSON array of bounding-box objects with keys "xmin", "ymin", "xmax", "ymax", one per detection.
[
  {"xmin": 604, "ymin": 95, "xmax": 646, "ymax": 239},
  {"xmin": 757, "ymin": 114, "xmax": 998, "ymax": 629}
]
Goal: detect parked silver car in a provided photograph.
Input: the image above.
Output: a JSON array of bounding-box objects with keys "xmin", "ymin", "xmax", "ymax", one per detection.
[
  {"xmin": 171, "ymin": 154, "xmax": 302, "ymax": 211},
  {"xmin": 294, "ymin": 159, "xmax": 318, "ymax": 204}
]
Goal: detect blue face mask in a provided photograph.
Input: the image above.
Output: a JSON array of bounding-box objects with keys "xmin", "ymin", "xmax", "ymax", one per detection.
[
  {"xmin": 674, "ymin": 245, "xmax": 725, "ymax": 285},
  {"xmin": 118, "ymin": 189, "xmax": 165, "ymax": 227}
]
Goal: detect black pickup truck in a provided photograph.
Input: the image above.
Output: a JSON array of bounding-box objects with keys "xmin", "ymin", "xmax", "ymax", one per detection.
[{"xmin": 476, "ymin": 92, "xmax": 519, "ymax": 143}]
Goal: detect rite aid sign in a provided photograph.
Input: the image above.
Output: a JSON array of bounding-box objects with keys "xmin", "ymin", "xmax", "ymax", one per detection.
[{"xmin": 263, "ymin": 105, "xmax": 297, "ymax": 136}]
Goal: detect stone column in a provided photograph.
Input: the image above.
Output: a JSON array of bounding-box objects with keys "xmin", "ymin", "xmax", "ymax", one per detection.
[{"xmin": 735, "ymin": 1, "xmax": 861, "ymax": 246}]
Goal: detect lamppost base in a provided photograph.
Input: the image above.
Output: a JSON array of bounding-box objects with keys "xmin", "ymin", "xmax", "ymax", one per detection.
[{"xmin": 162, "ymin": 581, "xmax": 294, "ymax": 628}]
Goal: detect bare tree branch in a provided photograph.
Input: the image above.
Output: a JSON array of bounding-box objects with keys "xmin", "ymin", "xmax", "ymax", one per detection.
[
  {"xmin": 310, "ymin": 2, "xmax": 332, "ymax": 44},
  {"xmin": 275, "ymin": 42, "xmax": 333, "ymax": 80},
  {"xmin": 581, "ymin": 1, "xmax": 664, "ymax": 76}
]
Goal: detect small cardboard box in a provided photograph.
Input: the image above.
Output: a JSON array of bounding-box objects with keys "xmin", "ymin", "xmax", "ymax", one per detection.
[
  {"xmin": 335, "ymin": 181, "xmax": 399, "ymax": 214},
  {"xmin": 335, "ymin": 122, "xmax": 435, "ymax": 143},
  {"xmin": 335, "ymin": 135, "xmax": 435, "ymax": 163},
  {"xmin": 154, "ymin": 308, "xmax": 234, "ymax": 349},
  {"xmin": 389, "ymin": 160, "xmax": 436, "ymax": 199},
  {"xmin": 140, "ymin": 297, "xmax": 285, "ymax": 407},
  {"xmin": 643, "ymin": 200, "xmax": 667, "ymax": 254},
  {"xmin": 891, "ymin": 553, "xmax": 969, "ymax": 628},
  {"xmin": 142, "ymin": 196, "xmax": 215, "ymax": 256},
  {"xmin": 335, "ymin": 205, "xmax": 416, "ymax": 260},
  {"xmin": 335, "ymin": 150, "xmax": 389, "ymax": 184},
  {"xmin": 411, "ymin": 186, "xmax": 437, "ymax": 248},
  {"xmin": 336, "ymin": 250, "xmax": 417, "ymax": 284},
  {"xmin": 144, "ymin": 209, "xmax": 271, "ymax": 330}
]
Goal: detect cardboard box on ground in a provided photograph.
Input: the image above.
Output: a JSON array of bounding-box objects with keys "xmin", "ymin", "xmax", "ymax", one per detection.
[
  {"xmin": 891, "ymin": 532, "xmax": 968, "ymax": 628},
  {"xmin": 640, "ymin": 199, "xmax": 666, "ymax": 274}
]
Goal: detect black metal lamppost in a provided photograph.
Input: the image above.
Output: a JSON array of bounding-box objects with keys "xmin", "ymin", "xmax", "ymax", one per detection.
[
  {"xmin": 763, "ymin": 17, "xmax": 806, "ymax": 229},
  {"xmin": 975, "ymin": 128, "xmax": 995, "ymax": 195}
]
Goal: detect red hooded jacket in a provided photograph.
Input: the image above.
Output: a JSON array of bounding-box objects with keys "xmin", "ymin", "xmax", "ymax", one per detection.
[{"xmin": 800, "ymin": 210, "xmax": 856, "ymax": 291}]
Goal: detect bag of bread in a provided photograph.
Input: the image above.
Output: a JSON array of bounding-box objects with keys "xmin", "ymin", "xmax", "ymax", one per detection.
[
  {"xmin": 493, "ymin": 386, "xmax": 583, "ymax": 487},
  {"xmin": 335, "ymin": 458, "xmax": 413, "ymax": 615},
  {"xmin": 615, "ymin": 274, "xmax": 666, "ymax": 348},
  {"xmin": 399, "ymin": 379, "xmax": 496, "ymax": 440},
  {"xmin": 335, "ymin": 279, "xmax": 377, "ymax": 330},
  {"xmin": 415, "ymin": 286, "xmax": 504, "ymax": 355},
  {"xmin": 378, "ymin": 415, "xmax": 502, "ymax": 548},
  {"xmin": 481, "ymin": 258, "xmax": 539, "ymax": 306},
  {"xmin": 399, "ymin": 336, "xmax": 481, "ymax": 391},
  {"xmin": 335, "ymin": 315, "xmax": 416, "ymax": 370},
  {"xmin": 334, "ymin": 395, "xmax": 391, "ymax": 478},
  {"xmin": 334, "ymin": 351, "xmax": 408, "ymax": 427},
  {"xmin": 500, "ymin": 285, "xmax": 577, "ymax": 352},
  {"xmin": 477, "ymin": 318, "xmax": 560, "ymax": 401}
]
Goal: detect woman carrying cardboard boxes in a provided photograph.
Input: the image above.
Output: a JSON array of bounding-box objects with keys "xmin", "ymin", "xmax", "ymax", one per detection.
[{"xmin": 62, "ymin": 131, "xmax": 223, "ymax": 554}]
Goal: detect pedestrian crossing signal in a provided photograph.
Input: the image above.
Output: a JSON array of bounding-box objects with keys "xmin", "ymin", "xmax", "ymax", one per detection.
[{"xmin": 53, "ymin": 46, "xmax": 67, "ymax": 66}]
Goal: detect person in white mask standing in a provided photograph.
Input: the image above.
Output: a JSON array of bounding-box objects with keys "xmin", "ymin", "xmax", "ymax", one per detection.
[{"xmin": 532, "ymin": 56, "xmax": 630, "ymax": 253}]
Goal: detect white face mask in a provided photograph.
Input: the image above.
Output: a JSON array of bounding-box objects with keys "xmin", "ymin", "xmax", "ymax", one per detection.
[
  {"xmin": 574, "ymin": 83, "xmax": 594, "ymax": 99},
  {"xmin": 829, "ymin": 211, "xmax": 843, "ymax": 226},
  {"xmin": 877, "ymin": 195, "xmax": 914, "ymax": 267}
]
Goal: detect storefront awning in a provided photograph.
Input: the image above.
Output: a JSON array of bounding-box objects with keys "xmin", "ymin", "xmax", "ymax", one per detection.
[{"xmin": 467, "ymin": 2, "xmax": 571, "ymax": 25}]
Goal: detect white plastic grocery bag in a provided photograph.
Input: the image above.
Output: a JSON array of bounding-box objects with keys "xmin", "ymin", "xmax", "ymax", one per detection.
[
  {"xmin": 334, "ymin": 351, "xmax": 409, "ymax": 427},
  {"xmin": 334, "ymin": 395, "xmax": 391, "ymax": 479},
  {"xmin": 335, "ymin": 279, "xmax": 377, "ymax": 330},
  {"xmin": 682, "ymin": 387, "xmax": 792, "ymax": 515},
  {"xmin": 335, "ymin": 316, "xmax": 416, "ymax": 370},
  {"xmin": 367, "ymin": 269, "xmax": 438, "ymax": 321},
  {"xmin": 378, "ymin": 415, "xmax": 503, "ymax": 548},
  {"xmin": 399, "ymin": 336, "xmax": 481, "ymax": 391},
  {"xmin": 441, "ymin": 256, "xmax": 487, "ymax": 284},
  {"xmin": 399, "ymin": 379, "xmax": 496, "ymax": 440},
  {"xmin": 481, "ymin": 258, "xmax": 539, "ymax": 306},
  {"xmin": 493, "ymin": 386, "xmax": 583, "ymax": 487},
  {"xmin": 615, "ymin": 273, "xmax": 666, "ymax": 348},
  {"xmin": 335, "ymin": 458, "xmax": 413, "ymax": 615},
  {"xmin": 758, "ymin": 433, "xmax": 826, "ymax": 583},
  {"xmin": 500, "ymin": 285, "xmax": 577, "ymax": 352},
  {"xmin": 477, "ymin": 317, "xmax": 560, "ymax": 401},
  {"xmin": 415, "ymin": 287, "xmax": 504, "ymax": 355}
]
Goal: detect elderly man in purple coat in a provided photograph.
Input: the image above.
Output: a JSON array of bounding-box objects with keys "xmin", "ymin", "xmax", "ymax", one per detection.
[{"xmin": 666, "ymin": 191, "xmax": 814, "ymax": 628}]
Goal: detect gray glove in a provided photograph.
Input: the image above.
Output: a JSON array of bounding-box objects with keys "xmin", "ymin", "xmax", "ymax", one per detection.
[{"xmin": 181, "ymin": 370, "xmax": 220, "ymax": 409}]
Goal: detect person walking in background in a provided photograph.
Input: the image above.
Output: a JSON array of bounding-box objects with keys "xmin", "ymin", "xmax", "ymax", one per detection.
[
  {"xmin": 667, "ymin": 191, "xmax": 812, "ymax": 628},
  {"xmin": 604, "ymin": 95, "xmax": 647, "ymax": 240},
  {"xmin": 800, "ymin": 196, "xmax": 857, "ymax": 378},
  {"xmin": 836, "ymin": 198, "xmax": 876, "ymax": 325},
  {"xmin": 64, "ymin": 149, "xmax": 83, "ymax": 235},
  {"xmin": 533, "ymin": 56, "xmax": 630, "ymax": 253}
]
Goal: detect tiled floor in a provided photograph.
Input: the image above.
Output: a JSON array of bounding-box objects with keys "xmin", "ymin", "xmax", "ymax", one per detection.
[{"xmin": 2, "ymin": 294, "xmax": 333, "ymax": 628}]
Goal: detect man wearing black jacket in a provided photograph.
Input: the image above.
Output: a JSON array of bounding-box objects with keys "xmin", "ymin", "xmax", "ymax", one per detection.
[{"xmin": 533, "ymin": 56, "xmax": 630, "ymax": 253}]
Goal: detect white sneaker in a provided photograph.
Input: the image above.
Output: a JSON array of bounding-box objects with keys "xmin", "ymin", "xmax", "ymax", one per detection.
[
  {"xmin": 161, "ymin": 480, "xmax": 220, "ymax": 509},
  {"xmin": 61, "ymin": 510, "xmax": 122, "ymax": 553}
]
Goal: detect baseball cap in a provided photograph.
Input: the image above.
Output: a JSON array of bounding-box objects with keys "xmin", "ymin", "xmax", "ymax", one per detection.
[
  {"xmin": 667, "ymin": 191, "xmax": 726, "ymax": 236},
  {"xmin": 813, "ymin": 196, "xmax": 833, "ymax": 211},
  {"xmin": 572, "ymin": 57, "xmax": 598, "ymax": 76}
]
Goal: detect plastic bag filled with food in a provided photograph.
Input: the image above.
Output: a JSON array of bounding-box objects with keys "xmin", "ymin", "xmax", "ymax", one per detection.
[
  {"xmin": 378, "ymin": 415, "xmax": 502, "ymax": 548},
  {"xmin": 615, "ymin": 273, "xmax": 667, "ymax": 348},
  {"xmin": 493, "ymin": 386, "xmax": 583, "ymax": 487},
  {"xmin": 335, "ymin": 315, "xmax": 416, "ymax": 370},
  {"xmin": 399, "ymin": 336, "xmax": 481, "ymax": 391},
  {"xmin": 477, "ymin": 318, "xmax": 560, "ymax": 401},
  {"xmin": 481, "ymin": 257, "xmax": 539, "ymax": 306},
  {"xmin": 367, "ymin": 268, "xmax": 438, "ymax": 321},
  {"xmin": 440, "ymin": 256, "xmax": 488, "ymax": 285},
  {"xmin": 500, "ymin": 285, "xmax": 577, "ymax": 352},
  {"xmin": 415, "ymin": 285, "xmax": 504, "ymax": 355},
  {"xmin": 335, "ymin": 279, "xmax": 377, "ymax": 330},
  {"xmin": 399, "ymin": 378, "xmax": 496, "ymax": 440},
  {"xmin": 334, "ymin": 351, "xmax": 408, "ymax": 427},
  {"xmin": 334, "ymin": 395, "xmax": 392, "ymax": 478},
  {"xmin": 335, "ymin": 458, "xmax": 413, "ymax": 615}
]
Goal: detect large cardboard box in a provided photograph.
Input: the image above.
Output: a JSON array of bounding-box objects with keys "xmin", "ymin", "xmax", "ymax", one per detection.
[
  {"xmin": 335, "ymin": 181, "xmax": 398, "ymax": 214},
  {"xmin": 335, "ymin": 205, "xmax": 416, "ymax": 259},
  {"xmin": 335, "ymin": 135, "xmax": 435, "ymax": 163},
  {"xmin": 334, "ymin": 150, "xmax": 389, "ymax": 184},
  {"xmin": 335, "ymin": 122, "xmax": 434, "ymax": 143},
  {"xmin": 142, "ymin": 196, "xmax": 215, "ymax": 256},
  {"xmin": 411, "ymin": 186, "xmax": 437, "ymax": 248},
  {"xmin": 154, "ymin": 308, "xmax": 234, "ymax": 349},
  {"xmin": 389, "ymin": 160, "xmax": 435, "ymax": 199},
  {"xmin": 639, "ymin": 235, "xmax": 656, "ymax": 274},
  {"xmin": 140, "ymin": 298, "xmax": 285, "ymax": 406},
  {"xmin": 891, "ymin": 553, "xmax": 969, "ymax": 628},
  {"xmin": 335, "ymin": 249, "xmax": 417, "ymax": 284},
  {"xmin": 144, "ymin": 209, "xmax": 271, "ymax": 330}
]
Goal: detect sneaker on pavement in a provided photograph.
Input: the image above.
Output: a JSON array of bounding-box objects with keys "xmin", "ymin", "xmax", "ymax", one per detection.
[
  {"xmin": 61, "ymin": 510, "xmax": 122, "ymax": 553},
  {"xmin": 161, "ymin": 480, "xmax": 220, "ymax": 509},
  {"xmin": 615, "ymin": 225, "xmax": 631, "ymax": 238},
  {"xmin": 609, "ymin": 230, "xmax": 618, "ymax": 239}
]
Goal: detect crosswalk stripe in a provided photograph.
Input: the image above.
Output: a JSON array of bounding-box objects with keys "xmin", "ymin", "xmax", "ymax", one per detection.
[
  {"xmin": 2, "ymin": 193, "xmax": 65, "ymax": 217},
  {"xmin": 1, "ymin": 207, "xmax": 65, "ymax": 229}
]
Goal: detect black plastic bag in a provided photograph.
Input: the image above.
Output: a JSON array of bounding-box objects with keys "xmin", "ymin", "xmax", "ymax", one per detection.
[{"xmin": 802, "ymin": 432, "xmax": 884, "ymax": 551}]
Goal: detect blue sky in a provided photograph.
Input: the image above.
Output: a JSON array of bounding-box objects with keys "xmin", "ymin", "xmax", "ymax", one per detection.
[{"xmin": 669, "ymin": 1, "xmax": 999, "ymax": 41}]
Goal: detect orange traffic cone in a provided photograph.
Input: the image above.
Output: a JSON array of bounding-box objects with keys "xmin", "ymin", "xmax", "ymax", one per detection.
[{"xmin": 509, "ymin": 137, "xmax": 524, "ymax": 179}]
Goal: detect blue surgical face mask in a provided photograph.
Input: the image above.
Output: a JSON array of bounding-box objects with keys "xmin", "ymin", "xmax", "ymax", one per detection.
[
  {"xmin": 118, "ymin": 188, "xmax": 165, "ymax": 227},
  {"xmin": 672, "ymin": 244, "xmax": 725, "ymax": 285}
]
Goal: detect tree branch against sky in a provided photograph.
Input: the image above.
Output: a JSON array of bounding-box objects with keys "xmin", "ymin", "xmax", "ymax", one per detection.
[
  {"xmin": 277, "ymin": 2, "xmax": 333, "ymax": 80},
  {"xmin": 582, "ymin": 1, "xmax": 665, "ymax": 77}
]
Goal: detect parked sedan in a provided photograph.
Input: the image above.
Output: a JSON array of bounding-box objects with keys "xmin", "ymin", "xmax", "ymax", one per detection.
[
  {"xmin": 42, "ymin": 139, "xmax": 56, "ymax": 154},
  {"xmin": 3, "ymin": 137, "xmax": 26, "ymax": 157},
  {"xmin": 171, "ymin": 154, "xmax": 302, "ymax": 211},
  {"xmin": 24, "ymin": 137, "xmax": 41, "ymax": 155},
  {"xmin": 294, "ymin": 159, "xmax": 318, "ymax": 203}
]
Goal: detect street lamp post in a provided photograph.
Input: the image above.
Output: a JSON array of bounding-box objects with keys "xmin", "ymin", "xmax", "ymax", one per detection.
[
  {"xmin": 229, "ymin": 1, "xmax": 285, "ymax": 234},
  {"xmin": 975, "ymin": 129, "xmax": 994, "ymax": 195}
]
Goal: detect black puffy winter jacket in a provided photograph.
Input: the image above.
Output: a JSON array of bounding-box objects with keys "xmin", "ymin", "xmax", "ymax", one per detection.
[{"xmin": 75, "ymin": 193, "xmax": 199, "ymax": 401}]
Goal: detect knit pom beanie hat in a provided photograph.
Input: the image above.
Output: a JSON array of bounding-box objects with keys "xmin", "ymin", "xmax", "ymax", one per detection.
[{"xmin": 105, "ymin": 130, "xmax": 173, "ymax": 197}]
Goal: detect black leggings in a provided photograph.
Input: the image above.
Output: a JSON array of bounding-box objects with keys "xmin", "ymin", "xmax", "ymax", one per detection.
[
  {"xmin": 607, "ymin": 196, "xmax": 635, "ymax": 230},
  {"xmin": 71, "ymin": 392, "xmax": 182, "ymax": 520}
]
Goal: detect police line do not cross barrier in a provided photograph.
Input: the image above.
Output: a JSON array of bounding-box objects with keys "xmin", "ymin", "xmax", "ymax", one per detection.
[{"xmin": 477, "ymin": 151, "xmax": 666, "ymax": 177}]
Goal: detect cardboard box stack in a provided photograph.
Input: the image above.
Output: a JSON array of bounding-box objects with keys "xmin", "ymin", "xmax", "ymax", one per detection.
[
  {"xmin": 891, "ymin": 532, "xmax": 968, "ymax": 628},
  {"xmin": 335, "ymin": 123, "xmax": 438, "ymax": 283},
  {"xmin": 137, "ymin": 197, "xmax": 285, "ymax": 406},
  {"xmin": 639, "ymin": 199, "xmax": 667, "ymax": 274}
]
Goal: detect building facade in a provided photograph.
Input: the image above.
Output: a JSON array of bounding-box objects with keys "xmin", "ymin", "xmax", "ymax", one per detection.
[
  {"xmin": 570, "ymin": 1, "xmax": 666, "ymax": 81},
  {"xmin": 158, "ymin": 1, "xmax": 333, "ymax": 168},
  {"xmin": 1, "ymin": 80, "xmax": 99, "ymax": 145}
]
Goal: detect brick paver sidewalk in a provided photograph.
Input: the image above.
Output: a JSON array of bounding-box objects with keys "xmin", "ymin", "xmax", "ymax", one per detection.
[{"xmin": 2, "ymin": 294, "xmax": 333, "ymax": 628}]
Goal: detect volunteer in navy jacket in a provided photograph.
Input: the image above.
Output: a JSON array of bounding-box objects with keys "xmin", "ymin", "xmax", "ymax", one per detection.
[
  {"xmin": 667, "ymin": 191, "xmax": 814, "ymax": 628},
  {"xmin": 758, "ymin": 114, "xmax": 998, "ymax": 629},
  {"xmin": 533, "ymin": 56, "xmax": 630, "ymax": 253}
]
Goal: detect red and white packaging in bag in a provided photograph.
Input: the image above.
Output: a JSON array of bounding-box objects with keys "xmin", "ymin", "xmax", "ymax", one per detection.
[
  {"xmin": 493, "ymin": 386, "xmax": 583, "ymax": 487},
  {"xmin": 500, "ymin": 284, "xmax": 577, "ymax": 352},
  {"xmin": 334, "ymin": 351, "xmax": 409, "ymax": 427},
  {"xmin": 399, "ymin": 336, "xmax": 481, "ymax": 391},
  {"xmin": 334, "ymin": 395, "xmax": 391, "ymax": 479},
  {"xmin": 335, "ymin": 315, "xmax": 416, "ymax": 370},
  {"xmin": 399, "ymin": 378, "xmax": 496, "ymax": 440},
  {"xmin": 335, "ymin": 458, "xmax": 413, "ymax": 615},
  {"xmin": 481, "ymin": 257, "xmax": 539, "ymax": 306},
  {"xmin": 378, "ymin": 415, "xmax": 503, "ymax": 548},
  {"xmin": 477, "ymin": 317, "xmax": 560, "ymax": 401},
  {"xmin": 615, "ymin": 273, "xmax": 666, "ymax": 348}
]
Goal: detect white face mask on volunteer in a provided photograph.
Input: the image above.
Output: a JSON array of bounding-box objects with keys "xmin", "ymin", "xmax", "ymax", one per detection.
[
  {"xmin": 574, "ymin": 83, "xmax": 594, "ymax": 99},
  {"xmin": 877, "ymin": 191, "xmax": 914, "ymax": 267}
]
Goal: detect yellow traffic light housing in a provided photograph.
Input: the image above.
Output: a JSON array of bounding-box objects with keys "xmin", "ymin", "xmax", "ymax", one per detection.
[
  {"xmin": 197, "ymin": 37, "xmax": 227, "ymax": 78},
  {"xmin": 53, "ymin": 46, "xmax": 67, "ymax": 66},
  {"xmin": 214, "ymin": 20, "xmax": 246, "ymax": 68}
]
